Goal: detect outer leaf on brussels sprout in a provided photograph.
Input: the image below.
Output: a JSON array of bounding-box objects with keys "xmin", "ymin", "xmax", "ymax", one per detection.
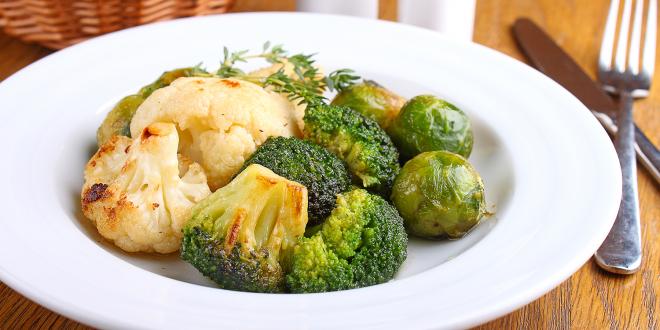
[
  {"xmin": 331, "ymin": 80, "xmax": 405, "ymax": 129},
  {"xmin": 96, "ymin": 67, "xmax": 210, "ymax": 146},
  {"xmin": 388, "ymin": 95, "xmax": 473, "ymax": 160},
  {"xmin": 96, "ymin": 94, "xmax": 144, "ymax": 146},
  {"xmin": 138, "ymin": 66, "xmax": 210, "ymax": 98},
  {"xmin": 391, "ymin": 151, "xmax": 486, "ymax": 239}
]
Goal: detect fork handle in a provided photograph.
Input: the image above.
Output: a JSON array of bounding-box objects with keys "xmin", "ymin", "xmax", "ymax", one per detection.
[{"xmin": 595, "ymin": 91, "xmax": 642, "ymax": 274}]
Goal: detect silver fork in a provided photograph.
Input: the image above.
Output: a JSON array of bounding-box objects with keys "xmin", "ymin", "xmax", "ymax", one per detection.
[{"xmin": 595, "ymin": 0, "xmax": 656, "ymax": 274}]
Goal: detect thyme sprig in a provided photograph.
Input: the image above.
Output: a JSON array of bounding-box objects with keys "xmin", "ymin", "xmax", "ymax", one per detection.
[
  {"xmin": 263, "ymin": 70, "xmax": 325, "ymax": 106},
  {"xmin": 216, "ymin": 42, "xmax": 288, "ymax": 78},
  {"xmin": 215, "ymin": 42, "xmax": 361, "ymax": 104},
  {"xmin": 325, "ymin": 69, "xmax": 360, "ymax": 92}
]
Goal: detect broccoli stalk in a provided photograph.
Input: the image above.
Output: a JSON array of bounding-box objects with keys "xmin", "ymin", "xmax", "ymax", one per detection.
[
  {"xmin": 181, "ymin": 164, "xmax": 309, "ymax": 293},
  {"xmin": 286, "ymin": 189, "xmax": 408, "ymax": 293}
]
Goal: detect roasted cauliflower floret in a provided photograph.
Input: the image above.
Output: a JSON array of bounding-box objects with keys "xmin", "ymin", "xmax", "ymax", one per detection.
[
  {"xmin": 81, "ymin": 122, "xmax": 211, "ymax": 253},
  {"xmin": 129, "ymin": 77, "xmax": 301, "ymax": 190}
]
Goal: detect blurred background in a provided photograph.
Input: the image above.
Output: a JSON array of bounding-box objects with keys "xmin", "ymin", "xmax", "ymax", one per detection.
[{"xmin": 0, "ymin": 0, "xmax": 474, "ymax": 49}]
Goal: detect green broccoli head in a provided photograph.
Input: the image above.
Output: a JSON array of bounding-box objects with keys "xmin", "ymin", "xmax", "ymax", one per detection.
[
  {"xmin": 285, "ymin": 235, "xmax": 354, "ymax": 293},
  {"xmin": 286, "ymin": 189, "xmax": 408, "ymax": 293},
  {"xmin": 181, "ymin": 164, "xmax": 309, "ymax": 293},
  {"xmin": 303, "ymin": 103, "xmax": 400, "ymax": 196},
  {"xmin": 241, "ymin": 136, "xmax": 351, "ymax": 226}
]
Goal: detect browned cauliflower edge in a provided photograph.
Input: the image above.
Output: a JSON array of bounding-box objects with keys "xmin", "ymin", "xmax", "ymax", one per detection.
[{"xmin": 81, "ymin": 122, "xmax": 211, "ymax": 253}]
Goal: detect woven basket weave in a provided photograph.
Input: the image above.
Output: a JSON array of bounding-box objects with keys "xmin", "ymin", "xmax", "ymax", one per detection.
[{"xmin": 0, "ymin": 0, "xmax": 235, "ymax": 49}]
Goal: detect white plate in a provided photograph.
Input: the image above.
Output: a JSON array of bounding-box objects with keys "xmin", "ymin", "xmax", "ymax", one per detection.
[{"xmin": 0, "ymin": 13, "xmax": 621, "ymax": 329}]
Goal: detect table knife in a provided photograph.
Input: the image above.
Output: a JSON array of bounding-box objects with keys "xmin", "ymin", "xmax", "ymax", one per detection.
[{"xmin": 512, "ymin": 18, "xmax": 660, "ymax": 185}]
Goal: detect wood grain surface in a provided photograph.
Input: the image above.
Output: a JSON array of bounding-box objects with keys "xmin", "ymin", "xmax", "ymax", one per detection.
[{"xmin": 0, "ymin": 0, "xmax": 658, "ymax": 329}]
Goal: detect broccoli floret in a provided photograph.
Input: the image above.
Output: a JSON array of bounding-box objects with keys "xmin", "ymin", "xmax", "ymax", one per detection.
[
  {"xmin": 303, "ymin": 103, "xmax": 400, "ymax": 196},
  {"xmin": 181, "ymin": 164, "xmax": 309, "ymax": 293},
  {"xmin": 241, "ymin": 136, "xmax": 351, "ymax": 226},
  {"xmin": 285, "ymin": 235, "xmax": 354, "ymax": 292},
  {"xmin": 286, "ymin": 189, "xmax": 407, "ymax": 293}
]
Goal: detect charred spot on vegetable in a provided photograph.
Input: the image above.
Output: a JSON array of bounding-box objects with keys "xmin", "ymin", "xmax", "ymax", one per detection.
[
  {"xmin": 97, "ymin": 137, "xmax": 119, "ymax": 155},
  {"xmin": 256, "ymin": 174, "xmax": 278, "ymax": 186},
  {"xmin": 141, "ymin": 127, "xmax": 153, "ymax": 141},
  {"xmin": 103, "ymin": 206, "xmax": 118, "ymax": 230},
  {"xmin": 226, "ymin": 209, "xmax": 246, "ymax": 249},
  {"xmin": 288, "ymin": 184, "xmax": 305, "ymax": 216},
  {"xmin": 83, "ymin": 183, "xmax": 109, "ymax": 204},
  {"xmin": 220, "ymin": 79, "xmax": 241, "ymax": 88}
]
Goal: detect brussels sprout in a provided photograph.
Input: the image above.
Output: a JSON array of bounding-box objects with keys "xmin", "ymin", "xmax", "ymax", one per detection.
[
  {"xmin": 96, "ymin": 67, "xmax": 210, "ymax": 146},
  {"xmin": 391, "ymin": 151, "xmax": 486, "ymax": 239},
  {"xmin": 96, "ymin": 94, "xmax": 144, "ymax": 146},
  {"xmin": 331, "ymin": 80, "xmax": 405, "ymax": 129},
  {"xmin": 138, "ymin": 67, "xmax": 210, "ymax": 98},
  {"xmin": 388, "ymin": 95, "xmax": 473, "ymax": 160}
]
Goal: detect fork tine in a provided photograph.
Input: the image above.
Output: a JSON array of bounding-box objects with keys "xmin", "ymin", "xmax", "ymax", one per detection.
[
  {"xmin": 628, "ymin": 0, "xmax": 644, "ymax": 74},
  {"xmin": 642, "ymin": 0, "xmax": 657, "ymax": 79},
  {"xmin": 600, "ymin": 0, "xmax": 620, "ymax": 71},
  {"xmin": 615, "ymin": 0, "xmax": 634, "ymax": 73}
]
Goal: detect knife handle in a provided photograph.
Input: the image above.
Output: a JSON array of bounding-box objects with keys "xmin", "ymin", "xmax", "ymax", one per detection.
[
  {"xmin": 593, "ymin": 112, "xmax": 660, "ymax": 185},
  {"xmin": 634, "ymin": 126, "xmax": 660, "ymax": 185}
]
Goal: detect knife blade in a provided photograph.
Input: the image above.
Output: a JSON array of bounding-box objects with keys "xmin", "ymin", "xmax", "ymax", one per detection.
[{"xmin": 512, "ymin": 18, "xmax": 659, "ymax": 185}]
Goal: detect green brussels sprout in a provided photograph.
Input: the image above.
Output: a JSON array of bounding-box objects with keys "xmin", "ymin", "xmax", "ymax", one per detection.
[
  {"xmin": 388, "ymin": 95, "xmax": 473, "ymax": 160},
  {"xmin": 137, "ymin": 66, "xmax": 210, "ymax": 98},
  {"xmin": 331, "ymin": 80, "xmax": 406, "ymax": 129},
  {"xmin": 391, "ymin": 151, "xmax": 486, "ymax": 239},
  {"xmin": 96, "ymin": 94, "xmax": 144, "ymax": 146},
  {"xmin": 96, "ymin": 67, "xmax": 210, "ymax": 146}
]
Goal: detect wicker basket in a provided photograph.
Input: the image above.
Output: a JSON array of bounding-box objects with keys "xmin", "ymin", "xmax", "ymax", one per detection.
[{"xmin": 0, "ymin": 0, "xmax": 235, "ymax": 49}]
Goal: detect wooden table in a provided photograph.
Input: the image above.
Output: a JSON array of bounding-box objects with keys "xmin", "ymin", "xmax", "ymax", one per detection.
[{"xmin": 1, "ymin": 0, "xmax": 658, "ymax": 328}]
